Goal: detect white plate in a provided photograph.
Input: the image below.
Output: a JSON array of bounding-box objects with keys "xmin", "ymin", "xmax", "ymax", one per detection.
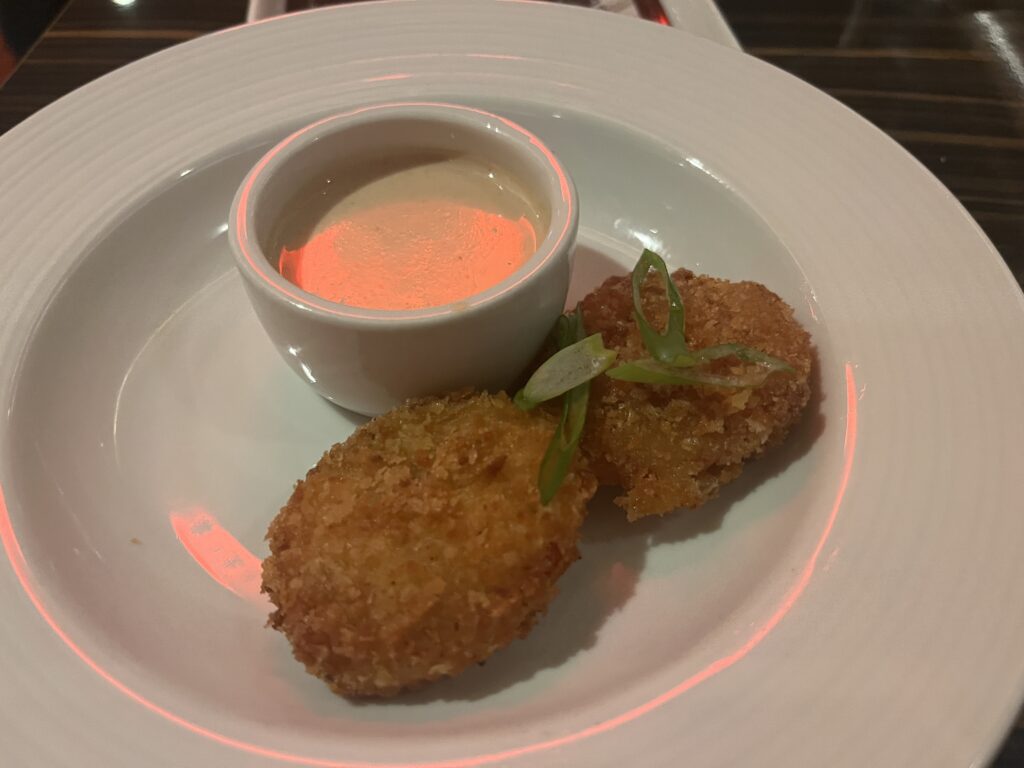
[{"xmin": 1, "ymin": 3, "xmax": 1022, "ymax": 766}]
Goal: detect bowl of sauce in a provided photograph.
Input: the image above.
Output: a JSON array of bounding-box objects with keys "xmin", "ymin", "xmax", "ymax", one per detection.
[{"xmin": 230, "ymin": 102, "xmax": 578, "ymax": 415}]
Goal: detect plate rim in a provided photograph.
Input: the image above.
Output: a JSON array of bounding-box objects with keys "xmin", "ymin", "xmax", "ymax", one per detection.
[{"xmin": 1, "ymin": 2, "xmax": 1022, "ymax": 766}]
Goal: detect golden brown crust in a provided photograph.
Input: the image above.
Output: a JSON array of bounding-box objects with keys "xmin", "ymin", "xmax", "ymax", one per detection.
[
  {"xmin": 262, "ymin": 391, "xmax": 596, "ymax": 697},
  {"xmin": 579, "ymin": 269, "xmax": 812, "ymax": 521}
]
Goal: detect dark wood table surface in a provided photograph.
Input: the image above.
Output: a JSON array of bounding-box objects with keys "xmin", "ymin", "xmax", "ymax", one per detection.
[{"xmin": 0, "ymin": 0, "xmax": 1022, "ymax": 764}]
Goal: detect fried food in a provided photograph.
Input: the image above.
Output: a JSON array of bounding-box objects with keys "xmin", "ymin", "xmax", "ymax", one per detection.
[
  {"xmin": 580, "ymin": 268, "xmax": 812, "ymax": 521},
  {"xmin": 262, "ymin": 391, "xmax": 596, "ymax": 697}
]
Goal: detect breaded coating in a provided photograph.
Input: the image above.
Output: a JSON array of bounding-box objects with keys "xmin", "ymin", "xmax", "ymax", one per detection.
[
  {"xmin": 262, "ymin": 391, "xmax": 597, "ymax": 697},
  {"xmin": 580, "ymin": 269, "xmax": 812, "ymax": 521}
]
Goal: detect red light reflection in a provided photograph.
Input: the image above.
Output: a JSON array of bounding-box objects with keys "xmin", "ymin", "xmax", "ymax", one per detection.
[
  {"xmin": 170, "ymin": 507, "xmax": 264, "ymax": 603},
  {"xmin": 634, "ymin": 0, "xmax": 671, "ymax": 25},
  {"xmin": 0, "ymin": 364, "xmax": 857, "ymax": 766},
  {"xmin": 278, "ymin": 204, "xmax": 537, "ymax": 311}
]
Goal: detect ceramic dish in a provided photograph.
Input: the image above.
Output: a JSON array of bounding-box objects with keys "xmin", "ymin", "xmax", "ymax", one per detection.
[
  {"xmin": 230, "ymin": 101, "xmax": 577, "ymax": 415},
  {"xmin": 1, "ymin": 2, "xmax": 1022, "ymax": 766}
]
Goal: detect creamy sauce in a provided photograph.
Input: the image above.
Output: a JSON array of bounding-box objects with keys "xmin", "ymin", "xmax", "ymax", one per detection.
[{"xmin": 275, "ymin": 152, "xmax": 548, "ymax": 311}]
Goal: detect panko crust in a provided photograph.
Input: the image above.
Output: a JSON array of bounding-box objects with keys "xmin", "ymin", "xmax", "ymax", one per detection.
[
  {"xmin": 262, "ymin": 391, "xmax": 596, "ymax": 697},
  {"xmin": 580, "ymin": 269, "xmax": 812, "ymax": 521}
]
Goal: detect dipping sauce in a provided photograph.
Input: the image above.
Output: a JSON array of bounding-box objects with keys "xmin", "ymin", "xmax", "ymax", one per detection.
[{"xmin": 275, "ymin": 152, "xmax": 549, "ymax": 311}]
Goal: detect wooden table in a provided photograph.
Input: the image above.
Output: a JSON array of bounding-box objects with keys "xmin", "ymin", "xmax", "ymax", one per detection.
[{"xmin": 1, "ymin": 0, "xmax": 1022, "ymax": 764}]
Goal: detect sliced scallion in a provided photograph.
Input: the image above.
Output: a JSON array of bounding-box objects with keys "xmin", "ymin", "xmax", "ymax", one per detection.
[
  {"xmin": 690, "ymin": 343, "xmax": 793, "ymax": 373},
  {"xmin": 632, "ymin": 248, "xmax": 690, "ymax": 364},
  {"xmin": 529, "ymin": 305, "xmax": 597, "ymax": 504},
  {"xmin": 514, "ymin": 333, "xmax": 616, "ymax": 410},
  {"xmin": 538, "ymin": 371, "xmax": 590, "ymax": 504},
  {"xmin": 606, "ymin": 358, "xmax": 774, "ymax": 388}
]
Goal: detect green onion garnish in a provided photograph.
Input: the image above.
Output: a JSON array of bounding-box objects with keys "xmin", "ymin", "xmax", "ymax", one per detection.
[
  {"xmin": 632, "ymin": 248, "xmax": 690, "ymax": 364},
  {"xmin": 520, "ymin": 249, "xmax": 796, "ymax": 502},
  {"xmin": 553, "ymin": 310, "xmax": 580, "ymax": 349},
  {"xmin": 690, "ymin": 343, "xmax": 793, "ymax": 372},
  {"xmin": 607, "ymin": 358, "xmax": 773, "ymax": 388},
  {"xmin": 538, "ymin": 368, "xmax": 590, "ymax": 504},
  {"xmin": 609, "ymin": 249, "xmax": 795, "ymax": 383},
  {"xmin": 518, "ymin": 305, "xmax": 599, "ymax": 504},
  {"xmin": 514, "ymin": 333, "xmax": 616, "ymax": 410}
]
